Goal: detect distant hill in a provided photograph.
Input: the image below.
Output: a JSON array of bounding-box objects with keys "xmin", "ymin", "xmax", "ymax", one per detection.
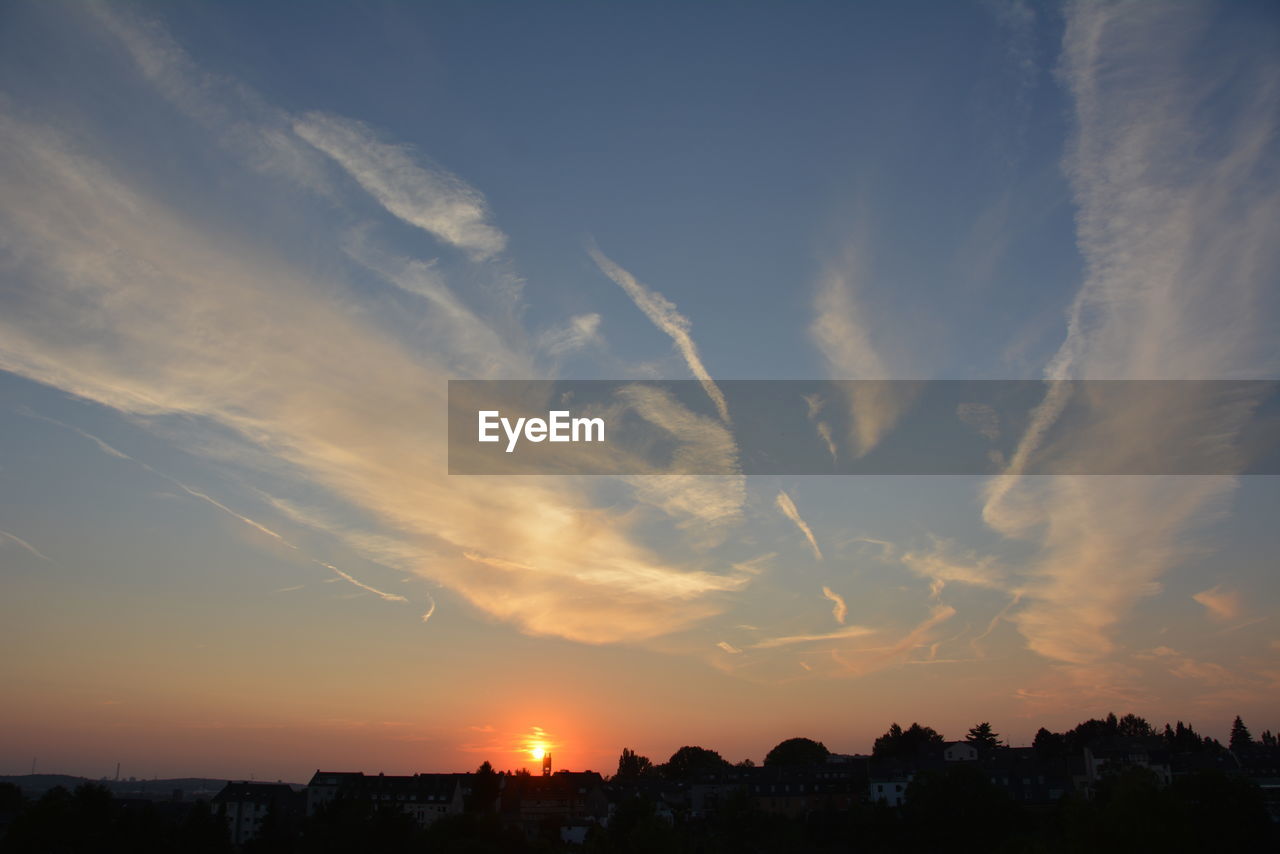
[{"xmin": 0, "ymin": 774, "xmax": 303, "ymax": 801}]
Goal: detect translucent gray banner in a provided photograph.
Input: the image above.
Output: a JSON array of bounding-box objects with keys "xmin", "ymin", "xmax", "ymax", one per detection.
[{"xmin": 447, "ymin": 380, "xmax": 1280, "ymax": 475}]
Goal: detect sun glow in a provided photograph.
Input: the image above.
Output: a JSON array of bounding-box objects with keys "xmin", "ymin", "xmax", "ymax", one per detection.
[{"xmin": 522, "ymin": 726, "xmax": 556, "ymax": 766}]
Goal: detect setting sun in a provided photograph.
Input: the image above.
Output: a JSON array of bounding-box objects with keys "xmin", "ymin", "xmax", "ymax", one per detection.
[{"xmin": 522, "ymin": 726, "xmax": 558, "ymax": 767}]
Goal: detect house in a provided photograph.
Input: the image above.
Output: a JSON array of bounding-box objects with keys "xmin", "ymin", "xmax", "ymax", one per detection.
[
  {"xmin": 982, "ymin": 748, "xmax": 1079, "ymax": 804},
  {"xmin": 212, "ymin": 781, "xmax": 303, "ymax": 846},
  {"xmin": 604, "ymin": 777, "xmax": 684, "ymax": 825},
  {"xmin": 500, "ymin": 771, "xmax": 608, "ymax": 837},
  {"xmin": 1083, "ymin": 737, "xmax": 1172, "ymax": 788},
  {"xmin": 868, "ymin": 759, "xmax": 917, "ymax": 807},
  {"xmin": 748, "ymin": 763, "xmax": 866, "ymax": 817},
  {"xmin": 943, "ymin": 741, "xmax": 978, "ymax": 762},
  {"xmin": 304, "ymin": 770, "xmax": 464, "ymax": 826},
  {"xmin": 868, "ymin": 776, "xmax": 910, "ymax": 807}
]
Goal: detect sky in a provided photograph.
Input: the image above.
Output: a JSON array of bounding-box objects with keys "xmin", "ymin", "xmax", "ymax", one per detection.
[{"xmin": 0, "ymin": 0, "xmax": 1277, "ymax": 783}]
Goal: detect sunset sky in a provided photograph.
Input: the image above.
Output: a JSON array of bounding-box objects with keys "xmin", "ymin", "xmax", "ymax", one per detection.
[{"xmin": 1, "ymin": 0, "xmax": 1277, "ymax": 783}]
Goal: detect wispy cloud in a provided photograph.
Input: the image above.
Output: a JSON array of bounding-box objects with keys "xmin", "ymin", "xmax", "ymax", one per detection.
[
  {"xmin": 20, "ymin": 412, "xmax": 420, "ymax": 609},
  {"xmin": 1192, "ymin": 585, "xmax": 1243, "ymax": 622},
  {"xmin": 539, "ymin": 314, "xmax": 603, "ymax": 357},
  {"xmin": 956, "ymin": 402, "xmax": 1000, "ymax": 440},
  {"xmin": 1138, "ymin": 646, "xmax": 1240, "ymax": 687},
  {"xmin": 810, "ymin": 237, "xmax": 914, "ymax": 457},
  {"xmin": 614, "ymin": 384, "xmax": 744, "ymax": 537},
  {"xmin": 20, "ymin": 410, "xmax": 295, "ymax": 548},
  {"xmin": 978, "ymin": 0, "xmax": 1280, "ymax": 666},
  {"xmin": 821, "ymin": 586, "xmax": 847, "ymax": 624},
  {"xmin": 0, "ymin": 13, "xmax": 751, "ymax": 649},
  {"xmin": 752, "ymin": 624, "xmax": 874, "ymax": 650},
  {"xmin": 802, "ymin": 393, "xmax": 839, "ymax": 461},
  {"xmin": 898, "ymin": 537, "xmax": 1005, "ymax": 594},
  {"xmin": 774, "ymin": 490, "xmax": 822, "ymax": 561},
  {"xmin": 320, "ymin": 562, "xmax": 408, "ymax": 603},
  {"xmin": 587, "ymin": 243, "xmax": 730, "ymax": 424},
  {"xmin": 0, "ymin": 530, "xmax": 53, "ymax": 563},
  {"xmin": 294, "ymin": 113, "xmax": 507, "ymax": 260}
]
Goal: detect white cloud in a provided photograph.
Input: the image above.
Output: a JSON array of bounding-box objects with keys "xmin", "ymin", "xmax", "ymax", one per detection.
[
  {"xmin": 294, "ymin": 113, "xmax": 507, "ymax": 260},
  {"xmin": 774, "ymin": 490, "xmax": 822, "ymax": 561},
  {"xmin": 0, "ymin": 102, "xmax": 748, "ymax": 646},
  {"xmin": 980, "ymin": 1, "xmax": 1280, "ymax": 665},
  {"xmin": 810, "ymin": 239, "xmax": 915, "ymax": 457},
  {"xmin": 898, "ymin": 537, "xmax": 1005, "ymax": 593},
  {"xmin": 587, "ymin": 243, "xmax": 730, "ymax": 424},
  {"xmin": 538, "ymin": 313, "xmax": 604, "ymax": 357}
]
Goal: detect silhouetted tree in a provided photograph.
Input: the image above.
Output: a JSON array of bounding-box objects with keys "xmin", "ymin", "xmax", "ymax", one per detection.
[
  {"xmin": 466, "ymin": 761, "xmax": 502, "ymax": 812},
  {"xmin": 873, "ymin": 722, "xmax": 943, "ymax": 758},
  {"xmin": 964, "ymin": 722, "xmax": 1003, "ymax": 751},
  {"xmin": 763, "ymin": 737, "xmax": 830, "ymax": 766},
  {"xmin": 1163, "ymin": 720, "xmax": 1211, "ymax": 753},
  {"xmin": 615, "ymin": 748, "xmax": 655, "ymax": 779},
  {"xmin": 1260, "ymin": 729, "xmax": 1277, "ymax": 748},
  {"xmin": 661, "ymin": 745, "xmax": 731, "ymax": 780},
  {"xmin": 1033, "ymin": 726, "xmax": 1066, "ymax": 758},
  {"xmin": 735, "ymin": 758, "xmax": 756, "ymax": 768},
  {"xmin": 1064, "ymin": 712, "xmax": 1120, "ymax": 750},
  {"xmin": 1116, "ymin": 713, "xmax": 1153, "ymax": 737},
  {"xmin": 1230, "ymin": 715, "xmax": 1253, "ymax": 751}
]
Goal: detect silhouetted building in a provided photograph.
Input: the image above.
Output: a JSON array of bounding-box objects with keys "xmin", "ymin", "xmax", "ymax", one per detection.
[
  {"xmin": 304, "ymin": 771, "xmax": 463, "ymax": 826},
  {"xmin": 983, "ymin": 748, "xmax": 1079, "ymax": 804},
  {"xmin": 748, "ymin": 762, "xmax": 866, "ymax": 817},
  {"xmin": 869, "ymin": 759, "xmax": 917, "ymax": 807},
  {"xmin": 500, "ymin": 770, "xmax": 607, "ymax": 837},
  {"xmin": 213, "ymin": 781, "xmax": 303, "ymax": 846},
  {"xmin": 943, "ymin": 741, "xmax": 978, "ymax": 762},
  {"xmin": 1084, "ymin": 737, "xmax": 1172, "ymax": 788}
]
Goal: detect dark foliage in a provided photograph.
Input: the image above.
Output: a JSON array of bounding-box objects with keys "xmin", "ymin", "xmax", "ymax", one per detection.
[
  {"xmin": 614, "ymin": 749, "xmax": 655, "ymax": 780},
  {"xmin": 871, "ymin": 723, "xmax": 943, "ymax": 758},
  {"xmin": 1230, "ymin": 715, "xmax": 1254, "ymax": 752},
  {"xmin": 763, "ymin": 738, "xmax": 829, "ymax": 767},
  {"xmin": 660, "ymin": 746, "xmax": 731, "ymax": 781},
  {"xmin": 0, "ymin": 783, "xmax": 231, "ymax": 854}
]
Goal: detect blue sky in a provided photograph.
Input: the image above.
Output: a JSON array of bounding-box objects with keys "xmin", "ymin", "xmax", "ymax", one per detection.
[{"xmin": 0, "ymin": 0, "xmax": 1277, "ymax": 780}]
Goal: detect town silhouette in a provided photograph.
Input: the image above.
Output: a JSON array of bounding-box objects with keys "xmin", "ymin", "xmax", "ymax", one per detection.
[{"xmin": 1, "ymin": 712, "xmax": 1275, "ymax": 852}]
